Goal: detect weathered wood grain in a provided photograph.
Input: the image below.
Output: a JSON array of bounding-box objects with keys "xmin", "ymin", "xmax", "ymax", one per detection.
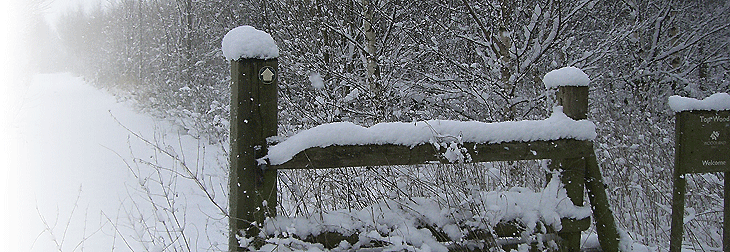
[
  {"xmin": 229, "ymin": 58, "xmax": 279, "ymax": 250},
  {"xmin": 272, "ymin": 139, "xmax": 593, "ymax": 169}
]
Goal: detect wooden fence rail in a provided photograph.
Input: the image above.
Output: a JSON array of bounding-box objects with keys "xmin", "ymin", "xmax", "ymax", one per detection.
[{"xmin": 273, "ymin": 139, "xmax": 593, "ymax": 169}]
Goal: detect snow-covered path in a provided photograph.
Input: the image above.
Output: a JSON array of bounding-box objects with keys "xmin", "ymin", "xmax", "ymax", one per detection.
[
  {"xmin": 0, "ymin": 73, "xmax": 661, "ymax": 252},
  {"xmin": 2, "ymin": 73, "xmax": 227, "ymax": 251}
]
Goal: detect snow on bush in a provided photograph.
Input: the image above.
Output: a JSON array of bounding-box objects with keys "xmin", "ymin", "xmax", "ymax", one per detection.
[
  {"xmin": 260, "ymin": 173, "xmax": 590, "ymax": 251},
  {"xmin": 309, "ymin": 72, "xmax": 325, "ymax": 89},
  {"xmin": 542, "ymin": 66, "xmax": 590, "ymax": 89},
  {"xmin": 668, "ymin": 93, "xmax": 730, "ymax": 112},
  {"xmin": 265, "ymin": 107, "xmax": 596, "ymax": 165},
  {"xmin": 222, "ymin": 25, "xmax": 280, "ymax": 61}
]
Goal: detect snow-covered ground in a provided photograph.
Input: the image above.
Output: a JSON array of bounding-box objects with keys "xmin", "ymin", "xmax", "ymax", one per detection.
[
  {"xmin": 2, "ymin": 73, "xmax": 227, "ymax": 251},
  {"xmin": 0, "ymin": 72, "xmax": 667, "ymax": 251}
]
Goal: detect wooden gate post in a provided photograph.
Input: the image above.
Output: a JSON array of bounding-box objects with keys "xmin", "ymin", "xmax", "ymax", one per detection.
[
  {"xmin": 551, "ymin": 86, "xmax": 589, "ymax": 251},
  {"xmin": 554, "ymin": 85, "xmax": 620, "ymax": 252},
  {"xmin": 553, "ymin": 85, "xmax": 619, "ymax": 251},
  {"xmin": 228, "ymin": 58, "xmax": 278, "ymax": 250},
  {"xmin": 545, "ymin": 67, "xmax": 619, "ymax": 251}
]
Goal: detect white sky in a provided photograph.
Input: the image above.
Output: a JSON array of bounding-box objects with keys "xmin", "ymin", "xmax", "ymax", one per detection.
[
  {"xmin": 0, "ymin": 0, "xmax": 102, "ymax": 80},
  {"xmin": 45, "ymin": 0, "xmax": 105, "ymax": 26}
]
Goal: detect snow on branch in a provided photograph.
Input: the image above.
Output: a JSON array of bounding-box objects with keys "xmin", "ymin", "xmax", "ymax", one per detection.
[{"xmin": 265, "ymin": 107, "xmax": 596, "ymax": 165}]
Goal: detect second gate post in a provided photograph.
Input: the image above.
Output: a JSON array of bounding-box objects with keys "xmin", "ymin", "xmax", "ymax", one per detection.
[
  {"xmin": 545, "ymin": 67, "xmax": 589, "ymax": 251},
  {"xmin": 544, "ymin": 66, "xmax": 619, "ymax": 251}
]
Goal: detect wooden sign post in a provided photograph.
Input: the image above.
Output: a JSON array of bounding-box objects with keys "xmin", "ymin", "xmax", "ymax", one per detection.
[{"xmin": 670, "ymin": 109, "xmax": 730, "ymax": 252}]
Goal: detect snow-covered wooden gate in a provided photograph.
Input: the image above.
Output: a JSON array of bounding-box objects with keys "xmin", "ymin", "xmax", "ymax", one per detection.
[{"xmin": 223, "ymin": 26, "xmax": 619, "ymax": 252}]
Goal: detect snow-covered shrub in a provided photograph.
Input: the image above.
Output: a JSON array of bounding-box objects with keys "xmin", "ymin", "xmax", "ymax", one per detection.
[
  {"xmin": 53, "ymin": 0, "xmax": 730, "ymax": 250},
  {"xmin": 269, "ymin": 171, "xmax": 587, "ymax": 251}
]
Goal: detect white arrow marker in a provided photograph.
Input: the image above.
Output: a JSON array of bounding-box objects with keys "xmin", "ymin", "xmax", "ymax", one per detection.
[{"xmin": 261, "ymin": 68, "xmax": 274, "ymax": 82}]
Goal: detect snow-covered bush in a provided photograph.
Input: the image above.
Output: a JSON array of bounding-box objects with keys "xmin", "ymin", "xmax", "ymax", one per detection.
[{"xmin": 53, "ymin": 0, "xmax": 730, "ymax": 250}]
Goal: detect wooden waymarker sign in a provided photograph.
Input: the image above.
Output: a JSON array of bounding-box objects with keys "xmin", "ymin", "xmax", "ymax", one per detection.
[
  {"xmin": 675, "ymin": 110, "xmax": 730, "ymax": 173},
  {"xmin": 671, "ymin": 108, "xmax": 730, "ymax": 252}
]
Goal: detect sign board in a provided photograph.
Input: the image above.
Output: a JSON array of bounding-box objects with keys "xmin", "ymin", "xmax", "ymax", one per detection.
[
  {"xmin": 259, "ymin": 66, "xmax": 276, "ymax": 84},
  {"xmin": 671, "ymin": 109, "xmax": 730, "ymax": 252},
  {"xmin": 676, "ymin": 110, "xmax": 730, "ymax": 173}
]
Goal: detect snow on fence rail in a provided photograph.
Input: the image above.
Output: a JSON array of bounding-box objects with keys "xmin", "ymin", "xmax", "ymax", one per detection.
[
  {"xmin": 223, "ymin": 26, "xmax": 618, "ymax": 252},
  {"xmin": 263, "ymin": 107, "xmax": 596, "ymax": 167}
]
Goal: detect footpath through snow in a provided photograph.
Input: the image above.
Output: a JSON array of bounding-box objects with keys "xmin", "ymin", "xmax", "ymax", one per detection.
[
  {"xmin": 0, "ymin": 72, "xmax": 659, "ymax": 252},
  {"xmin": 2, "ymin": 73, "xmax": 227, "ymax": 251}
]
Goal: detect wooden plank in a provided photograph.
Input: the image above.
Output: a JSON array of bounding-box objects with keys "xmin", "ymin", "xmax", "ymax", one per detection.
[
  {"xmin": 550, "ymin": 156, "xmax": 585, "ymax": 252},
  {"xmin": 302, "ymin": 232, "xmax": 359, "ymax": 249},
  {"xmin": 584, "ymin": 148, "xmax": 619, "ymax": 252},
  {"xmin": 277, "ymin": 218, "xmax": 586, "ymax": 251},
  {"xmin": 271, "ymin": 139, "xmax": 593, "ymax": 169}
]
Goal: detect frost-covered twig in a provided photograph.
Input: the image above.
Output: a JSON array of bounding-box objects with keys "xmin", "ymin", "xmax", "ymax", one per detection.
[{"xmin": 110, "ymin": 112, "xmax": 228, "ymax": 217}]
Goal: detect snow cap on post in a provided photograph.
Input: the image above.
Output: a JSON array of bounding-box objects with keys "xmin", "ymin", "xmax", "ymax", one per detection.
[
  {"xmin": 222, "ymin": 26, "xmax": 279, "ymax": 61},
  {"xmin": 668, "ymin": 93, "xmax": 730, "ymax": 112},
  {"xmin": 543, "ymin": 66, "xmax": 590, "ymax": 89}
]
